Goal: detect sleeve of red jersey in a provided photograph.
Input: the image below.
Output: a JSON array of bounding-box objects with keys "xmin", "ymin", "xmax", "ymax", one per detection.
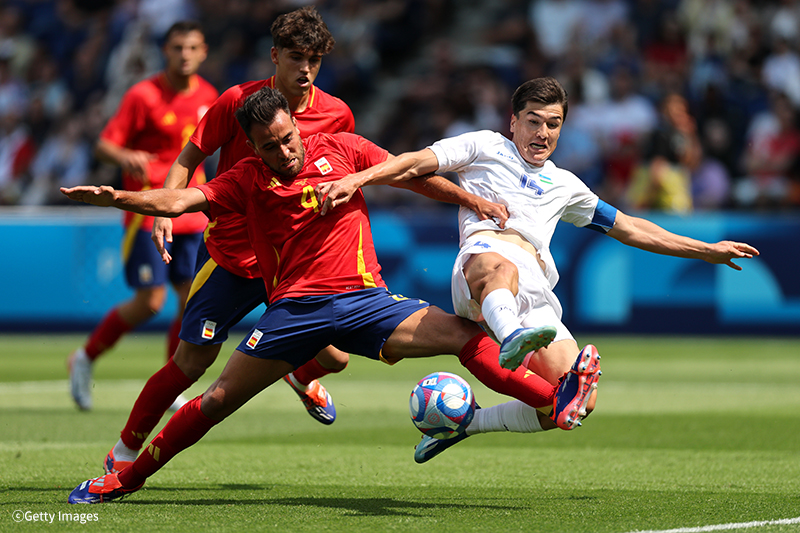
[
  {"xmin": 194, "ymin": 163, "xmax": 249, "ymax": 219},
  {"xmin": 190, "ymin": 85, "xmax": 242, "ymax": 156},
  {"xmin": 351, "ymin": 134, "xmax": 389, "ymax": 170},
  {"xmin": 100, "ymin": 87, "xmax": 147, "ymax": 148}
]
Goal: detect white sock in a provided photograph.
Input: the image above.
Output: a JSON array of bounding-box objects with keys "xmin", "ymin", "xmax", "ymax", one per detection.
[
  {"xmin": 74, "ymin": 346, "xmax": 89, "ymax": 363},
  {"xmin": 286, "ymin": 372, "xmax": 310, "ymax": 392},
  {"xmin": 481, "ymin": 288, "xmax": 521, "ymax": 342},
  {"xmin": 112, "ymin": 438, "xmax": 139, "ymax": 462},
  {"xmin": 466, "ymin": 400, "xmax": 544, "ymax": 435}
]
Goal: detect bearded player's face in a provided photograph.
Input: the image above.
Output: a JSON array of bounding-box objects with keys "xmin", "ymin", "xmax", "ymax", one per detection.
[{"xmin": 246, "ymin": 110, "xmax": 305, "ymax": 177}]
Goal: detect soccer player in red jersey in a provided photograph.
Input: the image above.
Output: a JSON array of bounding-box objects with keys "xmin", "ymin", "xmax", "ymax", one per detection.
[
  {"xmin": 99, "ymin": 7, "xmax": 390, "ymax": 476},
  {"xmin": 67, "ymin": 21, "xmax": 218, "ymax": 411},
  {"xmin": 62, "ymin": 87, "xmax": 587, "ymax": 503}
]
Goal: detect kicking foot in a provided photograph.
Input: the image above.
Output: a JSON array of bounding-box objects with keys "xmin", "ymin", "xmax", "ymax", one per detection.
[
  {"xmin": 282, "ymin": 376, "xmax": 336, "ymax": 425},
  {"xmin": 551, "ymin": 345, "xmax": 602, "ymax": 430},
  {"xmin": 68, "ymin": 473, "xmax": 142, "ymax": 504},
  {"xmin": 498, "ymin": 326, "xmax": 557, "ymax": 371}
]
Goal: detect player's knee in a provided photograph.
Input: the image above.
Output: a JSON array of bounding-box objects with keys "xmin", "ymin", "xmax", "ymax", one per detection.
[
  {"xmin": 174, "ymin": 343, "xmax": 218, "ymax": 381},
  {"xmin": 200, "ymin": 387, "xmax": 231, "ymax": 421}
]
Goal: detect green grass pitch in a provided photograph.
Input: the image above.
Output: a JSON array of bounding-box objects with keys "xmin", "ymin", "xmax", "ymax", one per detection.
[{"xmin": 1, "ymin": 333, "xmax": 799, "ymax": 532}]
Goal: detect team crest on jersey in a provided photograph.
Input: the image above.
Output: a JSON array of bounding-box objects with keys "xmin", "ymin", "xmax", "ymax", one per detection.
[
  {"xmin": 201, "ymin": 320, "xmax": 217, "ymax": 340},
  {"xmin": 246, "ymin": 330, "xmax": 263, "ymax": 349},
  {"xmin": 314, "ymin": 157, "xmax": 333, "ymax": 175}
]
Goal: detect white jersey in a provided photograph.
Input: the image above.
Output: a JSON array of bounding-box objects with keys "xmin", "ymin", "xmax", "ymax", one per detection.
[{"xmin": 429, "ymin": 130, "xmax": 613, "ymax": 288}]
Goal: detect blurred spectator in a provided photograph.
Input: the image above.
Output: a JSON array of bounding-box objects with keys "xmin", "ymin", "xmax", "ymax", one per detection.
[
  {"xmin": 19, "ymin": 114, "xmax": 90, "ymax": 205},
  {"xmin": 528, "ymin": 0, "xmax": 585, "ymax": 61},
  {"xmin": 736, "ymin": 90, "xmax": 800, "ymax": 208},
  {"xmin": 0, "ymin": 107, "xmax": 35, "ymax": 204},
  {"xmin": 627, "ymin": 93, "xmax": 699, "ymax": 213},
  {"xmin": 761, "ymin": 35, "xmax": 800, "ymax": 107}
]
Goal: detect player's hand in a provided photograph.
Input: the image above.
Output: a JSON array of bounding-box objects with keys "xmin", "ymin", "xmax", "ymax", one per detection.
[
  {"xmin": 120, "ymin": 150, "xmax": 157, "ymax": 184},
  {"xmin": 472, "ymin": 198, "xmax": 509, "ymax": 229},
  {"xmin": 151, "ymin": 217, "xmax": 173, "ymax": 264},
  {"xmin": 704, "ymin": 241, "xmax": 760, "ymax": 270},
  {"xmin": 315, "ymin": 179, "xmax": 359, "ymax": 216},
  {"xmin": 60, "ymin": 185, "xmax": 116, "ymax": 206}
]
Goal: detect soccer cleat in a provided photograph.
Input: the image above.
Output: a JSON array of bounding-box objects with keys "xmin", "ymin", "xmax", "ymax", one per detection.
[
  {"xmin": 551, "ymin": 345, "xmax": 602, "ymax": 430},
  {"xmin": 67, "ymin": 348, "xmax": 93, "ymax": 411},
  {"xmin": 68, "ymin": 473, "xmax": 143, "ymax": 504},
  {"xmin": 168, "ymin": 393, "xmax": 190, "ymax": 412},
  {"xmin": 104, "ymin": 448, "xmax": 134, "ymax": 475},
  {"xmin": 414, "ymin": 432, "xmax": 470, "ymax": 464},
  {"xmin": 498, "ymin": 326, "xmax": 557, "ymax": 371},
  {"xmin": 282, "ymin": 375, "xmax": 336, "ymax": 425}
]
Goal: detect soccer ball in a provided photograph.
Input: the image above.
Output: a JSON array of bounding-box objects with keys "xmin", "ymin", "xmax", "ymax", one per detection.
[{"xmin": 409, "ymin": 371, "xmax": 476, "ymax": 440}]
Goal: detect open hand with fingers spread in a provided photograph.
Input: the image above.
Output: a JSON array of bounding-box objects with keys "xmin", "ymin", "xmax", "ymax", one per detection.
[
  {"xmin": 60, "ymin": 185, "xmax": 117, "ymax": 206},
  {"xmin": 703, "ymin": 241, "xmax": 760, "ymax": 271}
]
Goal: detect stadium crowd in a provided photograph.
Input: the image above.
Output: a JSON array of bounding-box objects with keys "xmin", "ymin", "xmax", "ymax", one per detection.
[{"xmin": 0, "ymin": 0, "xmax": 798, "ymax": 211}]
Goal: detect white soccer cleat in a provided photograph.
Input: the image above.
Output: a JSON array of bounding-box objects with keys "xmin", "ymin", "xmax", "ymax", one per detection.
[{"xmin": 68, "ymin": 347, "xmax": 93, "ymax": 411}]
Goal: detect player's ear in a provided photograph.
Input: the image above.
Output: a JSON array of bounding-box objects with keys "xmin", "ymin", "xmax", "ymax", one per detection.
[
  {"xmin": 270, "ymin": 47, "xmax": 279, "ymax": 66},
  {"xmin": 245, "ymin": 139, "xmax": 256, "ymax": 154}
]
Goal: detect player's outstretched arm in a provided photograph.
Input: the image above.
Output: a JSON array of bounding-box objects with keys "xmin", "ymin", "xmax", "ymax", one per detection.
[
  {"xmin": 607, "ymin": 211, "xmax": 760, "ymax": 270},
  {"xmin": 397, "ymin": 174, "xmax": 509, "ymax": 229},
  {"xmin": 316, "ymin": 149, "xmax": 439, "ymax": 215},
  {"xmin": 60, "ymin": 185, "xmax": 209, "ymax": 218},
  {"xmin": 153, "ymin": 142, "xmax": 209, "ymax": 264}
]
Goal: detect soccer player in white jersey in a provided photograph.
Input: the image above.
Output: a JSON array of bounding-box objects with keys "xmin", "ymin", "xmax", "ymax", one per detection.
[{"xmin": 315, "ymin": 77, "xmax": 760, "ymax": 462}]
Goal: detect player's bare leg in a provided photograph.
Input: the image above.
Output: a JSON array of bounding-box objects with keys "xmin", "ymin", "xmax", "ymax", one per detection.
[
  {"xmin": 464, "ymin": 253, "xmax": 556, "ymax": 370},
  {"xmin": 68, "ymin": 286, "xmax": 168, "ymax": 411}
]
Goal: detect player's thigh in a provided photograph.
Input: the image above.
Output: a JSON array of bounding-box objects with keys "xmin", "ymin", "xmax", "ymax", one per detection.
[
  {"xmin": 201, "ymin": 349, "xmax": 293, "ymax": 420},
  {"xmin": 383, "ymin": 305, "xmax": 482, "ymax": 360},
  {"xmin": 167, "ymin": 232, "xmax": 203, "ymax": 286}
]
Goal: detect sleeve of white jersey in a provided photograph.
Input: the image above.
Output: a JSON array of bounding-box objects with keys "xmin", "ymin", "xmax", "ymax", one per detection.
[
  {"xmin": 561, "ymin": 177, "xmax": 617, "ymax": 234},
  {"xmin": 427, "ymin": 131, "xmax": 491, "ymax": 173}
]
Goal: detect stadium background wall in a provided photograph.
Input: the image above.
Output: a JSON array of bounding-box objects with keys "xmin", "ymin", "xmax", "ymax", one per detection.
[{"xmin": 1, "ymin": 207, "xmax": 798, "ymax": 335}]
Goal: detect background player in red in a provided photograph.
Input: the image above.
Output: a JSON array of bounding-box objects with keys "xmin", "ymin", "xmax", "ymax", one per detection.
[
  {"xmin": 100, "ymin": 7, "xmax": 360, "ymax": 475},
  {"xmin": 61, "ymin": 87, "xmax": 590, "ymax": 504},
  {"xmin": 68, "ymin": 21, "xmax": 218, "ymax": 411}
]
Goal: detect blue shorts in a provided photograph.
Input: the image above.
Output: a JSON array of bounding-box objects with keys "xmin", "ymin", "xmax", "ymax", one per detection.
[
  {"xmin": 179, "ymin": 241, "xmax": 267, "ymax": 346},
  {"xmin": 236, "ymin": 287, "xmax": 430, "ymax": 369},
  {"xmin": 124, "ymin": 230, "xmax": 202, "ymax": 288}
]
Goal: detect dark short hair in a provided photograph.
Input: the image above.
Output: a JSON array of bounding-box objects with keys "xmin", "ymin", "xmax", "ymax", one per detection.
[
  {"xmin": 271, "ymin": 6, "xmax": 335, "ymax": 55},
  {"xmin": 235, "ymin": 87, "xmax": 292, "ymax": 140},
  {"xmin": 163, "ymin": 20, "xmax": 205, "ymax": 43},
  {"xmin": 512, "ymin": 77, "xmax": 569, "ymax": 122}
]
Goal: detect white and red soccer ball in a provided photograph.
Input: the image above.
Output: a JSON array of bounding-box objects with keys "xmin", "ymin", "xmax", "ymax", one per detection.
[{"xmin": 409, "ymin": 371, "xmax": 475, "ymax": 439}]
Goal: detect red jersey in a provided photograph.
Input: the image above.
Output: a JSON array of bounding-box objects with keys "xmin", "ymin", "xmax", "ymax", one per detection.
[
  {"xmin": 100, "ymin": 72, "xmax": 218, "ymax": 234},
  {"xmin": 190, "ymin": 77, "xmax": 355, "ymax": 278},
  {"xmin": 197, "ymin": 132, "xmax": 387, "ymax": 302}
]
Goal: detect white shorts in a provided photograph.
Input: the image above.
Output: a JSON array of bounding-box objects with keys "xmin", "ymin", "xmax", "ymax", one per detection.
[{"xmin": 450, "ymin": 236, "xmax": 574, "ymax": 344}]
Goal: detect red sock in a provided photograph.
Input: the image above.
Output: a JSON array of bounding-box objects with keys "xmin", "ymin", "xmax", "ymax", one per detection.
[
  {"xmin": 458, "ymin": 332, "xmax": 556, "ymax": 409},
  {"xmin": 118, "ymin": 396, "xmax": 218, "ymax": 488},
  {"xmin": 120, "ymin": 358, "xmax": 196, "ymax": 450},
  {"xmin": 85, "ymin": 308, "xmax": 134, "ymax": 361},
  {"xmin": 292, "ymin": 357, "xmax": 344, "ymax": 386},
  {"xmin": 166, "ymin": 318, "xmax": 182, "ymax": 361}
]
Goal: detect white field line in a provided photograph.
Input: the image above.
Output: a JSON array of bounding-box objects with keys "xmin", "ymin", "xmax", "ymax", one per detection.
[{"xmin": 626, "ymin": 516, "xmax": 800, "ymax": 533}]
